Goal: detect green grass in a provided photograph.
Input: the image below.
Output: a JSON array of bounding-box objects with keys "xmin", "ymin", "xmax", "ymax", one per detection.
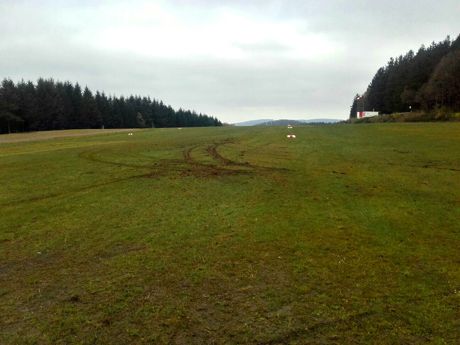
[{"xmin": 1, "ymin": 124, "xmax": 459, "ymax": 344}]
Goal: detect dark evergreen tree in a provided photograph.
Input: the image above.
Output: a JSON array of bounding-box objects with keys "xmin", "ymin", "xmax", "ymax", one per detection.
[
  {"xmin": 419, "ymin": 49, "xmax": 460, "ymax": 110},
  {"xmin": 350, "ymin": 34, "xmax": 460, "ymax": 118},
  {"xmin": 0, "ymin": 78, "xmax": 222, "ymax": 133},
  {"xmin": 349, "ymin": 94, "xmax": 359, "ymax": 119},
  {"xmin": 81, "ymin": 87, "xmax": 102, "ymax": 128},
  {"xmin": 0, "ymin": 79, "xmax": 23, "ymax": 133},
  {"xmin": 34, "ymin": 78, "xmax": 63, "ymax": 130},
  {"xmin": 15, "ymin": 80, "xmax": 37, "ymax": 131}
]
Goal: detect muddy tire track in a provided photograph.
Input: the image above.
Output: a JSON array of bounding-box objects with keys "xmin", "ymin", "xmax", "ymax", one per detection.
[
  {"xmin": 182, "ymin": 145, "xmax": 250, "ymax": 177},
  {"xmin": 5, "ymin": 140, "xmax": 288, "ymax": 207},
  {"xmin": 1, "ymin": 173, "xmax": 155, "ymax": 208},
  {"xmin": 78, "ymin": 150, "xmax": 153, "ymax": 169},
  {"xmin": 259, "ymin": 310, "xmax": 376, "ymax": 345},
  {"xmin": 206, "ymin": 143, "xmax": 252, "ymax": 168},
  {"xmin": 4, "ymin": 149, "xmax": 175, "ymax": 207},
  {"xmin": 386, "ymin": 161, "xmax": 460, "ymax": 172},
  {"xmin": 201, "ymin": 141, "xmax": 289, "ymax": 173}
]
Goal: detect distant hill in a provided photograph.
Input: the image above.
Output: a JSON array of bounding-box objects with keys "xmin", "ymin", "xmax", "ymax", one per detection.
[
  {"xmin": 258, "ymin": 119, "xmax": 341, "ymax": 126},
  {"xmin": 257, "ymin": 119, "xmax": 306, "ymax": 126},
  {"xmin": 233, "ymin": 119, "xmax": 273, "ymax": 126},
  {"xmin": 302, "ymin": 118, "xmax": 342, "ymax": 124},
  {"xmin": 234, "ymin": 118, "xmax": 341, "ymax": 126}
]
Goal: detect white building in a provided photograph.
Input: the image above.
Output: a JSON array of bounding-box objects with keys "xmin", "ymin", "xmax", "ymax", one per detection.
[{"xmin": 357, "ymin": 111, "xmax": 379, "ymax": 118}]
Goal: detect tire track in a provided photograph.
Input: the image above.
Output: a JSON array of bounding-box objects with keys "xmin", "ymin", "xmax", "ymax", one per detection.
[
  {"xmin": 5, "ymin": 139, "xmax": 287, "ymax": 207},
  {"xmin": 1, "ymin": 173, "xmax": 154, "ymax": 208}
]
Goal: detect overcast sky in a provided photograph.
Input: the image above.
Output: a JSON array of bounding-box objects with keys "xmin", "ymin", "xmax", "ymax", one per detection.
[{"xmin": 1, "ymin": 0, "xmax": 459, "ymax": 123}]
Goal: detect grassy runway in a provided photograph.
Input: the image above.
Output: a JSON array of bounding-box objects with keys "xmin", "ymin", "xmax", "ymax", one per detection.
[{"xmin": 1, "ymin": 124, "xmax": 459, "ymax": 344}]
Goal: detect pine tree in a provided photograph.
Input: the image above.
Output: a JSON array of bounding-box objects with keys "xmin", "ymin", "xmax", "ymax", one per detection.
[
  {"xmin": 0, "ymin": 79, "xmax": 23, "ymax": 133},
  {"xmin": 81, "ymin": 87, "xmax": 102, "ymax": 128},
  {"xmin": 357, "ymin": 35, "xmax": 459, "ymax": 115},
  {"xmin": 420, "ymin": 49, "xmax": 460, "ymax": 110},
  {"xmin": 0, "ymin": 77, "xmax": 222, "ymax": 132},
  {"xmin": 349, "ymin": 94, "xmax": 359, "ymax": 119}
]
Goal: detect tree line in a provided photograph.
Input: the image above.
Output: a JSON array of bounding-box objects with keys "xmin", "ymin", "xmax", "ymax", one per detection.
[
  {"xmin": 0, "ymin": 78, "xmax": 222, "ymax": 133},
  {"xmin": 350, "ymin": 34, "xmax": 460, "ymax": 118}
]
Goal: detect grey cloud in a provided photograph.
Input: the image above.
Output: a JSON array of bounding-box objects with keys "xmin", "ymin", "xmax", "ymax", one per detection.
[
  {"xmin": 235, "ymin": 41, "xmax": 292, "ymax": 56},
  {"xmin": 1, "ymin": 0, "xmax": 459, "ymax": 123}
]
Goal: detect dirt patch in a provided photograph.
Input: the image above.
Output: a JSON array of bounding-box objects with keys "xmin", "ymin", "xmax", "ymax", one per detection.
[
  {"xmin": 96, "ymin": 243, "xmax": 149, "ymax": 261},
  {"xmin": 0, "ymin": 250, "xmax": 62, "ymax": 278},
  {"xmin": 179, "ymin": 165, "xmax": 251, "ymax": 178},
  {"xmin": 259, "ymin": 310, "xmax": 376, "ymax": 345},
  {"xmin": 393, "ymin": 149, "xmax": 411, "ymax": 154},
  {"xmin": 181, "ymin": 144, "xmax": 253, "ymax": 177}
]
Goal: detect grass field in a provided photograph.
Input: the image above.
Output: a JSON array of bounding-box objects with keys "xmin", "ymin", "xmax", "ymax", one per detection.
[
  {"xmin": 0, "ymin": 129, "xmax": 141, "ymax": 144},
  {"xmin": 1, "ymin": 124, "xmax": 459, "ymax": 344}
]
